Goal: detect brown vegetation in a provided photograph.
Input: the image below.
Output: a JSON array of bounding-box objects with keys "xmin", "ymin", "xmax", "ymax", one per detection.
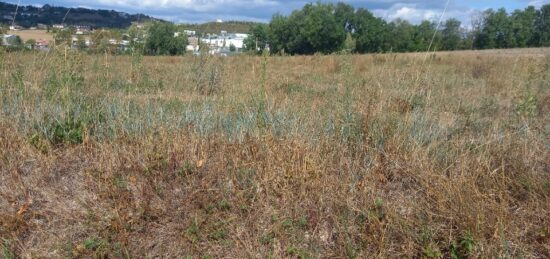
[
  {"xmin": 0, "ymin": 49, "xmax": 549, "ymax": 258},
  {"xmin": 7, "ymin": 30, "xmax": 53, "ymax": 42}
]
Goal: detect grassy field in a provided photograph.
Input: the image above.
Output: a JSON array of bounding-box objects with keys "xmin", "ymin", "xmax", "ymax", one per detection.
[
  {"xmin": 0, "ymin": 48, "xmax": 549, "ymax": 258},
  {"xmin": 7, "ymin": 30, "xmax": 54, "ymax": 42}
]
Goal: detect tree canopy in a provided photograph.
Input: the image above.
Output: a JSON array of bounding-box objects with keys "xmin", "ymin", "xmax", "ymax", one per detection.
[
  {"xmin": 144, "ymin": 22, "xmax": 188, "ymax": 55},
  {"xmin": 250, "ymin": 2, "xmax": 550, "ymax": 55}
]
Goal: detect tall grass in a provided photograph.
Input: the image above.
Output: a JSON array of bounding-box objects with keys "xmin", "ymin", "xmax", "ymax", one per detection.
[{"xmin": 0, "ymin": 49, "xmax": 549, "ymax": 258}]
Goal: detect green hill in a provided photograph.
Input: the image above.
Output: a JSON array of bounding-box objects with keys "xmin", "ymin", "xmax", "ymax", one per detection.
[{"xmin": 0, "ymin": 1, "xmax": 159, "ymax": 29}]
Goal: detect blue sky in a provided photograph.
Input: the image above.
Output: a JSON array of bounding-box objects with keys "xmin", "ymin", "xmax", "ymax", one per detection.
[{"xmin": 8, "ymin": 0, "xmax": 550, "ymax": 24}]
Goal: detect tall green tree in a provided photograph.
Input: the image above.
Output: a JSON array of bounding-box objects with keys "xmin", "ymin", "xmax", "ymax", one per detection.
[
  {"xmin": 301, "ymin": 3, "xmax": 346, "ymax": 54},
  {"xmin": 413, "ymin": 20, "xmax": 440, "ymax": 51},
  {"xmin": 268, "ymin": 14, "xmax": 292, "ymax": 54},
  {"xmin": 334, "ymin": 2, "xmax": 355, "ymax": 32},
  {"xmin": 475, "ymin": 8, "xmax": 515, "ymax": 49},
  {"xmin": 441, "ymin": 18, "xmax": 462, "ymax": 50},
  {"xmin": 510, "ymin": 6, "xmax": 538, "ymax": 47},
  {"xmin": 268, "ymin": 3, "xmax": 346, "ymax": 55},
  {"xmin": 535, "ymin": 4, "xmax": 550, "ymax": 47},
  {"xmin": 244, "ymin": 23, "xmax": 269, "ymax": 53},
  {"xmin": 353, "ymin": 8, "xmax": 388, "ymax": 53},
  {"xmin": 387, "ymin": 19, "xmax": 415, "ymax": 52},
  {"xmin": 145, "ymin": 22, "xmax": 188, "ymax": 55}
]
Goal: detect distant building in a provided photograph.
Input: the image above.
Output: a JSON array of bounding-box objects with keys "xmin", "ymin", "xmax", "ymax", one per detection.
[
  {"xmin": 53, "ymin": 24, "xmax": 65, "ymax": 29},
  {"xmin": 199, "ymin": 31, "xmax": 249, "ymax": 54},
  {"xmin": 184, "ymin": 30, "xmax": 196, "ymax": 36},
  {"xmin": 75, "ymin": 25, "xmax": 91, "ymax": 35},
  {"xmin": 36, "ymin": 39, "xmax": 50, "ymax": 50},
  {"xmin": 186, "ymin": 36, "xmax": 199, "ymax": 52},
  {"xmin": 9, "ymin": 25, "xmax": 23, "ymax": 31}
]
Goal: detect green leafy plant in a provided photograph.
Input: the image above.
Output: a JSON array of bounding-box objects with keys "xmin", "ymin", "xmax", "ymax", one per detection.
[
  {"xmin": 515, "ymin": 93, "xmax": 537, "ymax": 118},
  {"xmin": 450, "ymin": 233, "xmax": 475, "ymax": 259}
]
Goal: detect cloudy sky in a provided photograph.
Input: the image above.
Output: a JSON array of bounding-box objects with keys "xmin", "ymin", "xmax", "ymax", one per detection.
[{"xmin": 10, "ymin": 0, "xmax": 550, "ymax": 24}]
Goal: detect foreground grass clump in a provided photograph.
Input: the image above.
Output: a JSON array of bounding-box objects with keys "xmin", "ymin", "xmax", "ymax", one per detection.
[{"xmin": 0, "ymin": 48, "xmax": 549, "ymax": 258}]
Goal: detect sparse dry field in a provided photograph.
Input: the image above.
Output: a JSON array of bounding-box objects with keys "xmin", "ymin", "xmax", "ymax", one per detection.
[
  {"xmin": 7, "ymin": 30, "xmax": 53, "ymax": 42},
  {"xmin": 0, "ymin": 48, "xmax": 549, "ymax": 258}
]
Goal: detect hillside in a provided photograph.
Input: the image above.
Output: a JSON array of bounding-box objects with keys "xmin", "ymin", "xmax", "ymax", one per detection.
[{"xmin": 0, "ymin": 1, "xmax": 159, "ymax": 29}]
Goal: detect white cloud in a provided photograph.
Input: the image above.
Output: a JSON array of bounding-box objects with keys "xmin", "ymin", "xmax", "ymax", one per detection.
[
  {"xmin": 26, "ymin": 0, "xmax": 544, "ymax": 24},
  {"xmin": 527, "ymin": 0, "xmax": 546, "ymax": 8},
  {"xmin": 89, "ymin": 0, "xmax": 280, "ymax": 12},
  {"xmin": 373, "ymin": 3, "xmax": 477, "ymax": 26}
]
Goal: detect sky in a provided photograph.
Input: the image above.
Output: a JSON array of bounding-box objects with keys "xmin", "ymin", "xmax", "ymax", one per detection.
[{"xmin": 8, "ymin": 0, "xmax": 550, "ymax": 25}]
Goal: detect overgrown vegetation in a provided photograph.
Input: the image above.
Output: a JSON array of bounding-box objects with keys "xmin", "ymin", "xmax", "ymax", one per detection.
[{"xmin": 0, "ymin": 48, "xmax": 548, "ymax": 257}]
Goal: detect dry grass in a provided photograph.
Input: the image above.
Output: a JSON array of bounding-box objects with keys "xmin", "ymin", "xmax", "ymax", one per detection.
[
  {"xmin": 0, "ymin": 48, "xmax": 549, "ymax": 258},
  {"xmin": 7, "ymin": 30, "xmax": 53, "ymax": 42}
]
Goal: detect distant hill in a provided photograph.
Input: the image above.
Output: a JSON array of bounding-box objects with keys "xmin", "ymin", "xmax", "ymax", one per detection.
[
  {"xmin": 179, "ymin": 21, "xmax": 264, "ymax": 34},
  {"xmin": 0, "ymin": 1, "xmax": 160, "ymax": 29}
]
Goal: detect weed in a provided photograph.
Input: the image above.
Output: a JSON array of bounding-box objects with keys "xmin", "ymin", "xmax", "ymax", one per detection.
[
  {"xmin": 114, "ymin": 176, "xmax": 127, "ymax": 188},
  {"xmin": 186, "ymin": 218, "xmax": 200, "ymax": 243},
  {"xmin": 217, "ymin": 200, "xmax": 231, "ymax": 211},
  {"xmin": 260, "ymin": 232, "xmax": 275, "ymax": 245},
  {"xmin": 450, "ymin": 233, "xmax": 475, "ymax": 259},
  {"xmin": 2, "ymin": 239, "xmax": 15, "ymax": 259},
  {"xmin": 282, "ymin": 219, "xmax": 293, "ymax": 229},
  {"xmin": 423, "ymin": 243, "xmax": 443, "ymax": 258},
  {"xmin": 191, "ymin": 55, "xmax": 224, "ymax": 95},
  {"xmin": 84, "ymin": 237, "xmax": 102, "ymax": 250},
  {"xmin": 515, "ymin": 93, "xmax": 538, "ymax": 118},
  {"xmin": 177, "ymin": 160, "xmax": 195, "ymax": 177},
  {"xmin": 45, "ymin": 115, "xmax": 85, "ymax": 146},
  {"xmin": 286, "ymin": 246, "xmax": 310, "ymax": 259}
]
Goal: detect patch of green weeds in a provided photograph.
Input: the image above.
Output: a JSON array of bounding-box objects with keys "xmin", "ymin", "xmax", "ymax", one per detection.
[
  {"xmin": 2, "ymin": 239, "xmax": 15, "ymax": 259},
  {"xmin": 260, "ymin": 232, "xmax": 275, "ymax": 245},
  {"xmin": 208, "ymin": 221, "xmax": 228, "ymax": 241},
  {"xmin": 114, "ymin": 176, "xmax": 127, "ymax": 189},
  {"xmin": 177, "ymin": 160, "xmax": 195, "ymax": 177},
  {"xmin": 368, "ymin": 198, "xmax": 385, "ymax": 221},
  {"xmin": 84, "ymin": 237, "xmax": 103, "ymax": 250},
  {"xmin": 286, "ymin": 246, "xmax": 310, "ymax": 259},
  {"xmin": 450, "ymin": 232, "xmax": 475, "ymax": 259},
  {"xmin": 44, "ymin": 115, "xmax": 85, "ymax": 146},
  {"xmin": 28, "ymin": 133, "xmax": 49, "ymax": 154},
  {"xmin": 423, "ymin": 242, "xmax": 443, "ymax": 258},
  {"xmin": 217, "ymin": 200, "xmax": 231, "ymax": 211},
  {"xmin": 515, "ymin": 93, "xmax": 537, "ymax": 118},
  {"xmin": 345, "ymin": 236, "xmax": 360, "ymax": 259},
  {"xmin": 185, "ymin": 218, "xmax": 200, "ymax": 243}
]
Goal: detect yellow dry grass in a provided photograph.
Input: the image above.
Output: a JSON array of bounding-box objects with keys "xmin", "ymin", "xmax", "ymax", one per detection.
[
  {"xmin": 7, "ymin": 29, "xmax": 53, "ymax": 42},
  {"xmin": 0, "ymin": 48, "xmax": 549, "ymax": 258}
]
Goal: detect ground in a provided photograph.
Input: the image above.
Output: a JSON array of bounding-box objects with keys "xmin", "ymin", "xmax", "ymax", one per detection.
[
  {"xmin": 7, "ymin": 30, "xmax": 53, "ymax": 42},
  {"xmin": 0, "ymin": 48, "xmax": 549, "ymax": 258}
]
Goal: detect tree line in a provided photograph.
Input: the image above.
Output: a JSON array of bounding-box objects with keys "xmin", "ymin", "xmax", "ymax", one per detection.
[{"xmin": 244, "ymin": 2, "xmax": 550, "ymax": 55}]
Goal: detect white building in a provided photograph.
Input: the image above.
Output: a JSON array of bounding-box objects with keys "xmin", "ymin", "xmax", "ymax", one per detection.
[
  {"xmin": 9, "ymin": 25, "xmax": 22, "ymax": 31},
  {"xmin": 200, "ymin": 31, "xmax": 249, "ymax": 53},
  {"xmin": 184, "ymin": 30, "xmax": 196, "ymax": 36}
]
